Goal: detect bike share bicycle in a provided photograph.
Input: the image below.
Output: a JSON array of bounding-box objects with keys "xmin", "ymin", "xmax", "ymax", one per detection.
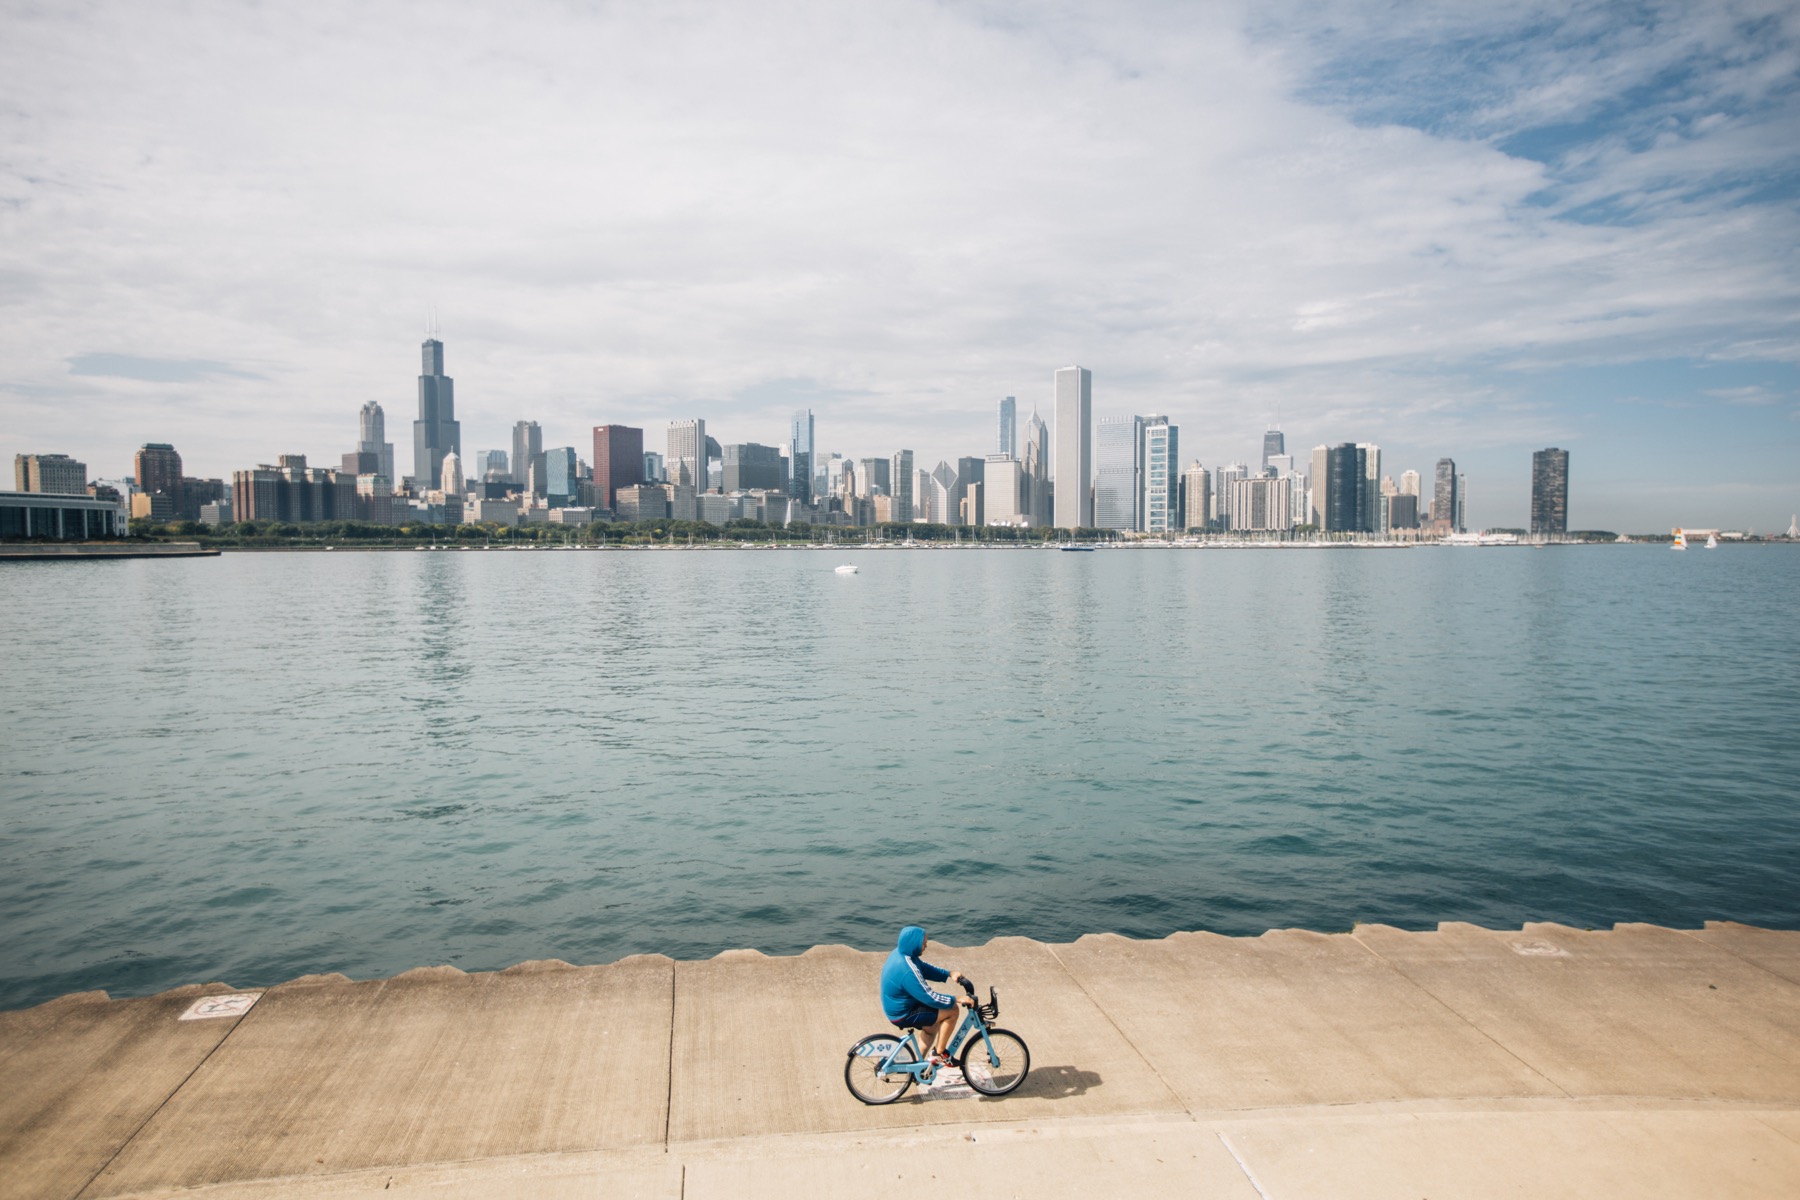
[{"xmin": 844, "ymin": 978, "xmax": 1030, "ymax": 1103}]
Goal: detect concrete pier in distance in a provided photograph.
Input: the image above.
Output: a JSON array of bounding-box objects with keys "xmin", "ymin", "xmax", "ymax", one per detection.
[{"xmin": 3, "ymin": 921, "xmax": 1798, "ymax": 1199}]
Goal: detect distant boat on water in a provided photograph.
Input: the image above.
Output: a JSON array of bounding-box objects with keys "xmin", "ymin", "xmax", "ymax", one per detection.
[
  {"xmin": 1060, "ymin": 545, "xmax": 1095, "ymax": 552},
  {"xmin": 834, "ymin": 564, "xmax": 858, "ymax": 574},
  {"xmin": 1706, "ymin": 533, "xmax": 1719, "ymax": 549},
  {"xmin": 1672, "ymin": 529, "xmax": 1688, "ymax": 550}
]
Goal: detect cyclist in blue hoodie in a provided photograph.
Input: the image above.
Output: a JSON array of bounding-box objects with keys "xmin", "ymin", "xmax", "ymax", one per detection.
[{"xmin": 880, "ymin": 925, "xmax": 974, "ymax": 1066}]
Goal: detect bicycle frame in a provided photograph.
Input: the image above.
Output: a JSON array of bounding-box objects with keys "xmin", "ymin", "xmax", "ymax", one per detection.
[{"xmin": 871, "ymin": 1005, "xmax": 1001, "ymax": 1081}]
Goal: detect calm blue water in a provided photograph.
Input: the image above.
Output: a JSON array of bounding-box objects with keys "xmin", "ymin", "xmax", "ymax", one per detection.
[{"xmin": 2, "ymin": 545, "xmax": 1797, "ymax": 1010}]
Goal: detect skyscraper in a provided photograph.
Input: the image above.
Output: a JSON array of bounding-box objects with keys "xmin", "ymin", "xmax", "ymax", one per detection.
[
  {"xmin": 1359, "ymin": 443, "xmax": 1383, "ymax": 533},
  {"xmin": 667, "ymin": 419, "xmax": 706, "ymax": 519},
  {"xmin": 789, "ymin": 409, "xmax": 814, "ymax": 504},
  {"xmin": 891, "ymin": 449, "xmax": 914, "ymax": 522},
  {"xmin": 359, "ymin": 402, "xmax": 395, "ymax": 485},
  {"xmin": 1182, "ymin": 462, "xmax": 1211, "ymax": 531},
  {"xmin": 14, "ymin": 453, "xmax": 87, "ymax": 495},
  {"xmin": 1434, "ymin": 459, "xmax": 1458, "ymax": 531},
  {"xmin": 592, "ymin": 425, "xmax": 644, "ymax": 514},
  {"xmin": 543, "ymin": 448, "xmax": 578, "ymax": 504},
  {"xmin": 1399, "ymin": 469, "xmax": 1421, "ymax": 497},
  {"xmin": 413, "ymin": 338, "xmax": 460, "ymax": 491},
  {"xmin": 1023, "ymin": 410, "xmax": 1050, "ymax": 525},
  {"xmin": 723, "ymin": 443, "xmax": 784, "ymax": 492},
  {"xmin": 1214, "ymin": 462, "xmax": 1249, "ymax": 528},
  {"xmin": 1053, "ymin": 366, "xmax": 1092, "ymax": 529},
  {"xmin": 1142, "ymin": 416, "xmax": 1178, "ymax": 535},
  {"xmin": 998, "ymin": 396, "xmax": 1016, "ymax": 458},
  {"xmin": 1095, "ymin": 415, "xmax": 1143, "ymax": 532},
  {"xmin": 134, "ymin": 443, "xmax": 183, "ymax": 499},
  {"xmin": 513, "ymin": 421, "xmax": 543, "ymax": 493},
  {"xmin": 439, "ymin": 451, "xmax": 464, "ymax": 496},
  {"xmin": 857, "ymin": 456, "xmax": 890, "ymax": 497},
  {"xmin": 1262, "ymin": 427, "xmax": 1285, "ymax": 473}
]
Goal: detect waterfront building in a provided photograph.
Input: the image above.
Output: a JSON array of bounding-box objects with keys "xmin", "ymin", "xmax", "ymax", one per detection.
[
  {"xmin": 890, "ymin": 450, "xmax": 914, "ymax": 522},
  {"xmin": 854, "ymin": 456, "xmax": 887, "ymax": 498},
  {"xmin": 199, "ymin": 500, "xmax": 233, "ymax": 527},
  {"xmin": 592, "ymin": 425, "xmax": 644, "ymax": 514},
  {"xmin": 1262, "ymin": 427, "xmax": 1285, "ymax": 473},
  {"xmin": 1023, "ymin": 410, "xmax": 1050, "ymax": 525},
  {"xmin": 1142, "ymin": 416, "xmax": 1178, "ymax": 535},
  {"xmin": 0, "ymin": 490, "xmax": 124, "ymax": 539},
  {"xmin": 413, "ymin": 338, "xmax": 461, "ymax": 492},
  {"xmin": 1182, "ymin": 462, "xmax": 1210, "ymax": 531},
  {"xmin": 667, "ymin": 420, "xmax": 706, "ymax": 520},
  {"xmin": 722, "ymin": 443, "xmax": 784, "ymax": 493},
  {"xmin": 134, "ymin": 444, "xmax": 183, "ymax": 500},
  {"xmin": 359, "ymin": 402, "xmax": 396, "ymax": 485},
  {"xmin": 356, "ymin": 474, "xmax": 397, "ymax": 524},
  {"xmin": 643, "ymin": 451, "xmax": 664, "ymax": 483},
  {"xmin": 512, "ymin": 421, "xmax": 543, "ymax": 492},
  {"xmin": 542, "ymin": 448, "xmax": 579, "ymax": 505},
  {"xmin": 1389, "ymin": 493, "xmax": 1420, "ymax": 530},
  {"xmin": 466, "ymin": 497, "xmax": 518, "ymax": 525},
  {"xmin": 789, "ymin": 410, "xmax": 814, "ymax": 504},
  {"xmin": 998, "ymin": 396, "xmax": 1016, "ymax": 458},
  {"xmin": 614, "ymin": 483, "xmax": 670, "ymax": 522},
  {"xmin": 1359, "ymin": 443, "xmax": 1384, "ymax": 534},
  {"xmin": 233, "ymin": 455, "xmax": 354, "ymax": 523},
  {"xmin": 1226, "ymin": 474, "xmax": 1294, "ymax": 533},
  {"xmin": 955, "ymin": 456, "xmax": 985, "ymax": 527},
  {"xmin": 925, "ymin": 461, "xmax": 957, "ymax": 525},
  {"xmin": 984, "ymin": 454, "xmax": 1025, "ymax": 525},
  {"xmin": 873, "ymin": 494, "xmax": 897, "ymax": 523},
  {"xmin": 14, "ymin": 453, "xmax": 88, "ymax": 496},
  {"xmin": 1434, "ymin": 459, "xmax": 1458, "ymax": 531},
  {"xmin": 1053, "ymin": 366, "xmax": 1093, "ymax": 529},
  {"xmin": 1213, "ymin": 463, "xmax": 1249, "ymax": 529},
  {"xmin": 1095, "ymin": 415, "xmax": 1143, "ymax": 532},
  {"xmin": 1457, "ymin": 474, "xmax": 1468, "ymax": 534},
  {"xmin": 818, "ymin": 451, "xmax": 842, "ymax": 502}
]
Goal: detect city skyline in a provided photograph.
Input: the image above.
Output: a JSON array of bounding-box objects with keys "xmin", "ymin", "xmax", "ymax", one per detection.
[{"xmin": 2, "ymin": 2, "xmax": 1796, "ymax": 530}]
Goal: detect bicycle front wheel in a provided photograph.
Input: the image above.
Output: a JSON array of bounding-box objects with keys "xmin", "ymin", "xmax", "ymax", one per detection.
[
  {"xmin": 960, "ymin": 1028, "xmax": 1030, "ymax": 1095},
  {"xmin": 845, "ymin": 1033, "xmax": 915, "ymax": 1105}
]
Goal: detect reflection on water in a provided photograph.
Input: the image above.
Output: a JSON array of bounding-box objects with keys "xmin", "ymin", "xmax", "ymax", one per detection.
[{"xmin": 0, "ymin": 545, "xmax": 1797, "ymax": 1009}]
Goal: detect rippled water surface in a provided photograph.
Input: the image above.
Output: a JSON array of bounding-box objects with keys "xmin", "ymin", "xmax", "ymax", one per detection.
[{"xmin": 2, "ymin": 545, "xmax": 1797, "ymax": 1008}]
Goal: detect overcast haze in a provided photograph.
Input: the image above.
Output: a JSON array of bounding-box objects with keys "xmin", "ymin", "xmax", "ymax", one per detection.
[{"xmin": 3, "ymin": 0, "xmax": 1797, "ymax": 531}]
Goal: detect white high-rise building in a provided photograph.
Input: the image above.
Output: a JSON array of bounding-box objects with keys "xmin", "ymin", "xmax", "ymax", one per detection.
[
  {"xmin": 667, "ymin": 419, "xmax": 705, "ymax": 520},
  {"xmin": 1023, "ymin": 410, "xmax": 1050, "ymax": 526},
  {"xmin": 1213, "ymin": 462, "xmax": 1249, "ymax": 528},
  {"xmin": 984, "ymin": 454, "xmax": 1025, "ymax": 525},
  {"xmin": 1095, "ymin": 415, "xmax": 1143, "ymax": 532},
  {"xmin": 1141, "ymin": 416, "xmax": 1178, "ymax": 535},
  {"xmin": 512, "ymin": 420, "xmax": 542, "ymax": 490},
  {"xmin": 1399, "ymin": 469, "xmax": 1421, "ymax": 497},
  {"xmin": 439, "ymin": 451, "xmax": 464, "ymax": 496},
  {"xmin": 1053, "ymin": 366, "xmax": 1092, "ymax": 529},
  {"xmin": 1181, "ymin": 462, "xmax": 1210, "ymax": 531}
]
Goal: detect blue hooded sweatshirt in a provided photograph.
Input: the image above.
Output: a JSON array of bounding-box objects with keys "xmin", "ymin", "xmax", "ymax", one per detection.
[{"xmin": 880, "ymin": 925, "xmax": 954, "ymax": 1021}]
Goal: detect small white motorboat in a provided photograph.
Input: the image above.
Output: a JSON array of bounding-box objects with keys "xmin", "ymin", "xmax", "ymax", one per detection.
[{"xmin": 834, "ymin": 564, "xmax": 858, "ymax": 574}]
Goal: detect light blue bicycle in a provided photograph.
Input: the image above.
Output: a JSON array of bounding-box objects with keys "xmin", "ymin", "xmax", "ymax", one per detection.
[{"xmin": 844, "ymin": 979, "xmax": 1031, "ymax": 1103}]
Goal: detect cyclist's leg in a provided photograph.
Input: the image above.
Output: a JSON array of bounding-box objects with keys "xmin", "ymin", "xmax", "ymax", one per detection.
[{"xmin": 928, "ymin": 1008, "xmax": 957, "ymax": 1058}]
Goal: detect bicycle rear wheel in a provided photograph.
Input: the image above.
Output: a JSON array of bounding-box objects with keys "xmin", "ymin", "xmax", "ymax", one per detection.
[
  {"xmin": 960, "ymin": 1028, "xmax": 1030, "ymax": 1095},
  {"xmin": 845, "ymin": 1033, "xmax": 916, "ymax": 1104}
]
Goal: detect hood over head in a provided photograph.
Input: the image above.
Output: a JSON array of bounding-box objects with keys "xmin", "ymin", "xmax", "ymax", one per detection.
[{"xmin": 896, "ymin": 925, "xmax": 926, "ymax": 957}]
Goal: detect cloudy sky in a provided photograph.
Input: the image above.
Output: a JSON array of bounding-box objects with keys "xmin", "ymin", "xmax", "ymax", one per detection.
[{"xmin": 3, "ymin": 0, "xmax": 1796, "ymax": 530}]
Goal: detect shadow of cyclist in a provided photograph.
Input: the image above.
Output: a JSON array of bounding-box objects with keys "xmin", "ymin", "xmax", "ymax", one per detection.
[{"xmin": 1013, "ymin": 1065, "xmax": 1103, "ymax": 1099}]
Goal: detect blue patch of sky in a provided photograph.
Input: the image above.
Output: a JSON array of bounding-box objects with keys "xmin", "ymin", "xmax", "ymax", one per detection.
[{"xmin": 68, "ymin": 353, "xmax": 258, "ymax": 383}]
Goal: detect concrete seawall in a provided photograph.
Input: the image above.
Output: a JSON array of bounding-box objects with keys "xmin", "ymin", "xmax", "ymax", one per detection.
[{"xmin": 4, "ymin": 921, "xmax": 1798, "ymax": 1198}]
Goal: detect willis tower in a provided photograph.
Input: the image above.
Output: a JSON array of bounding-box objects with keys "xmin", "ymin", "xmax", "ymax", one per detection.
[{"xmin": 413, "ymin": 335, "xmax": 461, "ymax": 491}]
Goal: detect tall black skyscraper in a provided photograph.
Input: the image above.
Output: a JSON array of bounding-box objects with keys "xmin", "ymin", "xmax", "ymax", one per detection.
[
  {"xmin": 413, "ymin": 337, "xmax": 460, "ymax": 490},
  {"xmin": 1262, "ymin": 427, "xmax": 1285, "ymax": 473},
  {"xmin": 1434, "ymin": 458, "xmax": 1459, "ymax": 531},
  {"xmin": 1325, "ymin": 442, "xmax": 1364, "ymax": 533},
  {"xmin": 1531, "ymin": 447, "xmax": 1569, "ymax": 537}
]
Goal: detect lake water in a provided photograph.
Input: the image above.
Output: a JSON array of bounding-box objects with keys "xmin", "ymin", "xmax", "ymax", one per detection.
[{"xmin": 2, "ymin": 544, "xmax": 1797, "ymax": 1010}]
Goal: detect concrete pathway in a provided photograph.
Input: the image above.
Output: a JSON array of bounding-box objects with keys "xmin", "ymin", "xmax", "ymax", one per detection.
[{"xmin": 3, "ymin": 922, "xmax": 1797, "ymax": 1198}]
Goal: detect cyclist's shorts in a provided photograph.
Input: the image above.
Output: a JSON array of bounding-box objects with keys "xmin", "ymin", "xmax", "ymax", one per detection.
[{"xmin": 891, "ymin": 1004, "xmax": 944, "ymax": 1029}]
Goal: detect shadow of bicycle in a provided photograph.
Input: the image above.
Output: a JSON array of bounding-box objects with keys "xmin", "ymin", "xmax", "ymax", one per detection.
[{"xmin": 1014, "ymin": 1064, "xmax": 1103, "ymax": 1099}]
